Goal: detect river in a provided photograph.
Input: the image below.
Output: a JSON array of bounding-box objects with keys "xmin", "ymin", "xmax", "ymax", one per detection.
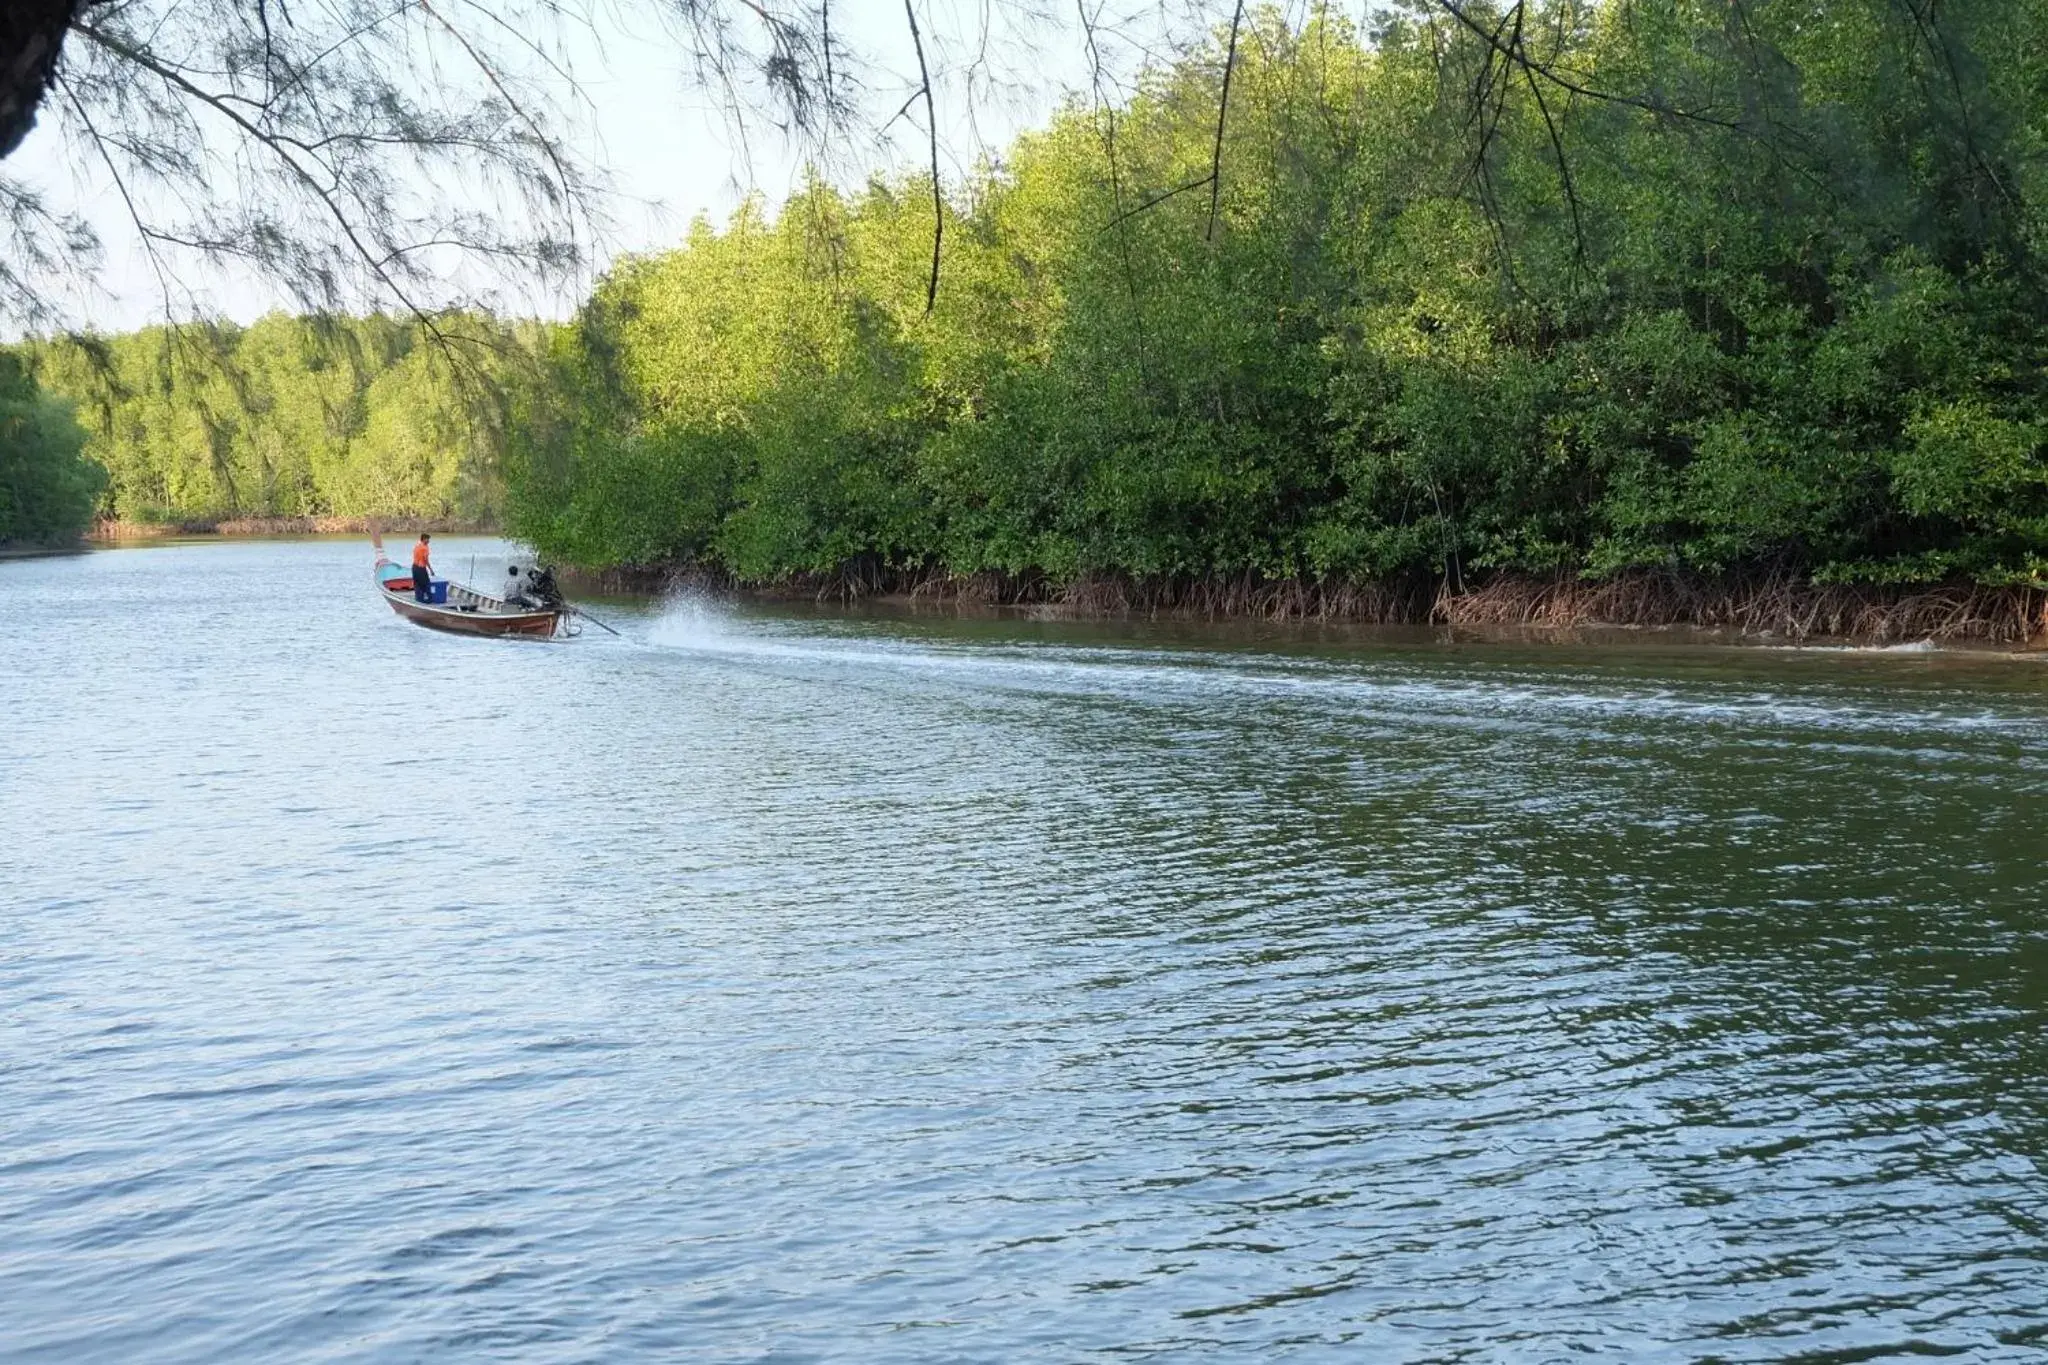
[{"xmin": 5, "ymin": 537, "xmax": 2047, "ymax": 1362}]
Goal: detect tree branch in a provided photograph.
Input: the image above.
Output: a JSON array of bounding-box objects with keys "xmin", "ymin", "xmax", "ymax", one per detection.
[
  {"xmin": 1430, "ymin": 0, "xmax": 1744, "ymax": 131},
  {"xmin": 71, "ymin": 17, "xmax": 453, "ymax": 346},
  {"xmin": 1098, "ymin": 173, "xmax": 1214, "ymax": 231},
  {"xmin": 902, "ymin": 0, "xmax": 940, "ymax": 313},
  {"xmin": 55, "ymin": 70, "xmax": 177, "ymax": 317},
  {"xmin": 1206, "ymin": 0, "xmax": 1245, "ymax": 243}
]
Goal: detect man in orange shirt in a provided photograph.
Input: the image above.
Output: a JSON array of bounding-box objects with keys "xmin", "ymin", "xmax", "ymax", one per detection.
[{"xmin": 411, "ymin": 533, "xmax": 435, "ymax": 601}]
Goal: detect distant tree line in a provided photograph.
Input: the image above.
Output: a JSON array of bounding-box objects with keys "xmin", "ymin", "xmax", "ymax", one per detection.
[{"xmin": 13, "ymin": 314, "xmax": 530, "ymax": 530}]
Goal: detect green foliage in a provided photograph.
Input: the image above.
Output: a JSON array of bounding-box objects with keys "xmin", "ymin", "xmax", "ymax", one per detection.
[
  {"xmin": 19, "ymin": 314, "xmax": 531, "ymax": 525},
  {"xmin": 0, "ymin": 352, "xmax": 104, "ymax": 545},
  {"xmin": 506, "ymin": 1, "xmax": 2048, "ymax": 591},
  {"xmin": 60, "ymin": 1, "xmax": 2045, "ymax": 591}
]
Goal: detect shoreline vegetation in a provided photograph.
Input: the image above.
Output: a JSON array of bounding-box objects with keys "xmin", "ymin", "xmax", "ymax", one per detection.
[
  {"xmin": 0, "ymin": 354, "xmax": 104, "ymax": 552},
  {"xmin": 13, "ymin": 6, "xmax": 2048, "ymax": 650},
  {"xmin": 88, "ymin": 515, "xmax": 494, "ymax": 541},
  {"xmin": 500, "ymin": 8, "xmax": 2048, "ymax": 648},
  {"xmin": 587, "ymin": 562, "xmax": 2048, "ymax": 647}
]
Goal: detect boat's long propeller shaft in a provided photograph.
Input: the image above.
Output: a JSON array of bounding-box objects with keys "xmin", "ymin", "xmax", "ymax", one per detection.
[{"xmin": 572, "ymin": 606, "xmax": 622, "ymax": 637}]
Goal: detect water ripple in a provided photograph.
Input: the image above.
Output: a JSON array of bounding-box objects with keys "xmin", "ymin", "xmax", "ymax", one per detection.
[{"xmin": 4, "ymin": 540, "xmax": 2048, "ymax": 1361}]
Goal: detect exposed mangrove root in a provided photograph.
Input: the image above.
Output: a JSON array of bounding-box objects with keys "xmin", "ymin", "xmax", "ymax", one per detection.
[
  {"xmin": 1046, "ymin": 571, "xmax": 1437, "ymax": 622},
  {"xmin": 571, "ymin": 558, "xmax": 2048, "ymax": 647},
  {"xmin": 1435, "ymin": 570, "xmax": 2047, "ymax": 645}
]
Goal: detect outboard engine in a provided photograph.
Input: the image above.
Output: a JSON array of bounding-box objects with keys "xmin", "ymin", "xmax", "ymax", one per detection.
[{"xmin": 526, "ymin": 565, "xmax": 565, "ymax": 610}]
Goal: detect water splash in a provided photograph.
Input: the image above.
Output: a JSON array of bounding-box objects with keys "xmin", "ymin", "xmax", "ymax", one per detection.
[{"xmin": 643, "ymin": 590, "xmax": 745, "ymax": 652}]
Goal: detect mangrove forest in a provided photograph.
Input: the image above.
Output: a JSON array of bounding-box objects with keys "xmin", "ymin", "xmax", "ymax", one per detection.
[{"xmin": 11, "ymin": 1, "xmax": 2048, "ymax": 633}]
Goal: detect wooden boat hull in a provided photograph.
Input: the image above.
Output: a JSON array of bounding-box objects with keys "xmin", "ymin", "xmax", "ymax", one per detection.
[
  {"xmin": 378, "ymin": 583, "xmax": 565, "ymax": 637},
  {"xmin": 372, "ymin": 550, "xmax": 568, "ymax": 638}
]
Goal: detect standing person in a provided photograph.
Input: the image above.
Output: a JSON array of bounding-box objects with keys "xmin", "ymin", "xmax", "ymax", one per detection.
[{"xmin": 411, "ymin": 532, "xmax": 434, "ymax": 601}]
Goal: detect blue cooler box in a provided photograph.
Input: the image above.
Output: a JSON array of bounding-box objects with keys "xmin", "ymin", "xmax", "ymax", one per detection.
[{"xmin": 427, "ymin": 579, "xmax": 449, "ymax": 604}]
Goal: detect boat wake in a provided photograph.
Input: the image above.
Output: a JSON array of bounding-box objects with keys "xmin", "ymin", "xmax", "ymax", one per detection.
[{"xmin": 630, "ymin": 605, "xmax": 2047, "ymax": 749}]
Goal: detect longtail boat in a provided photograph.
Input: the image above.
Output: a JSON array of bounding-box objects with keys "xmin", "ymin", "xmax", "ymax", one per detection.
[{"xmin": 371, "ymin": 533, "xmax": 573, "ymax": 639}]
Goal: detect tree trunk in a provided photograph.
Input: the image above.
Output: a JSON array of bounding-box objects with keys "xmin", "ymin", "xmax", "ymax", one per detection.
[{"xmin": 1, "ymin": 0, "xmax": 90, "ymax": 160}]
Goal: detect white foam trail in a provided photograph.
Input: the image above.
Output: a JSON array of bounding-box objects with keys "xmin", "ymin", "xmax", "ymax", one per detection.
[
  {"xmin": 643, "ymin": 590, "xmax": 745, "ymax": 651},
  {"xmin": 631, "ymin": 600, "xmax": 2043, "ymax": 743},
  {"xmin": 1765, "ymin": 637, "xmax": 1943, "ymax": 655}
]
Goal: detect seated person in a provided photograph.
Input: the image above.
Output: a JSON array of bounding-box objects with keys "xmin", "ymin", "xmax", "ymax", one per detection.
[{"xmin": 503, "ymin": 564, "xmax": 536, "ymax": 608}]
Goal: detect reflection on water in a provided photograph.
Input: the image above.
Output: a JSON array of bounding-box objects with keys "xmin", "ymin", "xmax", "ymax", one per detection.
[{"xmin": 4, "ymin": 538, "xmax": 2048, "ymax": 1362}]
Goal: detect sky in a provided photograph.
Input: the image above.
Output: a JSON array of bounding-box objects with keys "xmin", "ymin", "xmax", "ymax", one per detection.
[{"xmin": 3, "ymin": 0, "xmax": 1199, "ymax": 335}]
